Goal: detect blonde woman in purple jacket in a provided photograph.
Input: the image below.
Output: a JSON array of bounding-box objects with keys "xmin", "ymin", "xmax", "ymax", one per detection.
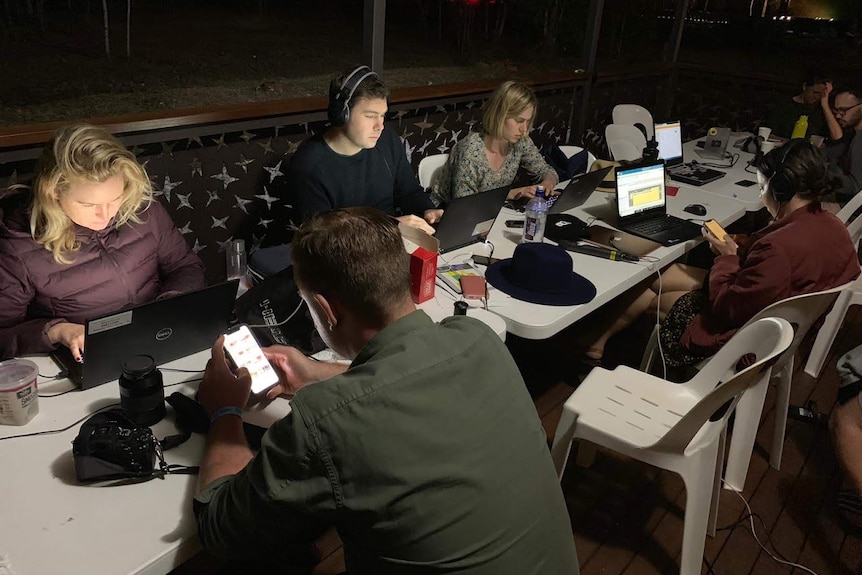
[{"xmin": 0, "ymin": 124, "xmax": 204, "ymax": 360}]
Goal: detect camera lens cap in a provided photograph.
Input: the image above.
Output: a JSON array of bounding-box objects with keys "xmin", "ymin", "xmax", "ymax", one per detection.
[{"xmin": 122, "ymin": 355, "xmax": 156, "ymax": 379}]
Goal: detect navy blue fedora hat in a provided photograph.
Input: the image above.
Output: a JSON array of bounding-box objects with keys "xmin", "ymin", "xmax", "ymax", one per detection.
[{"xmin": 485, "ymin": 243, "xmax": 596, "ymax": 306}]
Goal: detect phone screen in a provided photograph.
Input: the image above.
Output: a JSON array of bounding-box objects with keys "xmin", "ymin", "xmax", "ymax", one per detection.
[{"xmin": 223, "ymin": 325, "xmax": 280, "ymax": 395}]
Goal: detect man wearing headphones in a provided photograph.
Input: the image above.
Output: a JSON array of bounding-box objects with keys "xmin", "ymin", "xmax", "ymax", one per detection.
[
  {"xmin": 286, "ymin": 66, "xmax": 443, "ymax": 234},
  {"xmin": 822, "ymin": 85, "xmax": 862, "ymax": 204}
]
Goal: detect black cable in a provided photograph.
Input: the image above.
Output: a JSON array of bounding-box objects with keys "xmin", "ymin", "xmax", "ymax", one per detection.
[
  {"xmin": 38, "ymin": 387, "xmax": 78, "ymax": 398},
  {"xmin": 165, "ymin": 377, "xmax": 202, "ymax": 389},
  {"xmin": 38, "ymin": 371, "xmax": 68, "ymax": 380},
  {"xmin": 0, "ymin": 403, "xmax": 120, "ymax": 442},
  {"xmin": 160, "ymin": 368, "xmax": 204, "ymax": 374}
]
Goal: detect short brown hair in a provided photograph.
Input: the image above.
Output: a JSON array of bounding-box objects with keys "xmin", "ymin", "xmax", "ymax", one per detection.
[
  {"xmin": 331, "ymin": 67, "xmax": 390, "ymax": 110},
  {"xmin": 482, "ymin": 81, "xmax": 538, "ymax": 140},
  {"xmin": 291, "ymin": 207, "xmax": 411, "ymax": 325}
]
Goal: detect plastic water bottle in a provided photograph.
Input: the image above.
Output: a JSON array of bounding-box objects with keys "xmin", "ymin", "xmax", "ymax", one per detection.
[
  {"xmin": 522, "ymin": 186, "xmax": 548, "ymax": 243},
  {"xmin": 226, "ymin": 239, "xmax": 251, "ymax": 297},
  {"xmin": 791, "ymin": 115, "xmax": 809, "ymax": 139}
]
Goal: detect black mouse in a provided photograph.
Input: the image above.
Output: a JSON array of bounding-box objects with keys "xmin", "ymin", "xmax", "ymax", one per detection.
[{"xmin": 683, "ymin": 203, "xmax": 707, "ymax": 216}]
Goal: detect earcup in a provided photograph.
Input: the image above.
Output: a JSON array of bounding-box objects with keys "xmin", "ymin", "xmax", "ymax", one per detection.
[{"xmin": 327, "ymin": 66, "xmax": 377, "ymax": 127}]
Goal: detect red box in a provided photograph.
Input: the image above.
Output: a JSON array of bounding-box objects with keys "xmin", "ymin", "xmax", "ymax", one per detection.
[{"xmin": 399, "ymin": 223, "xmax": 439, "ymax": 304}]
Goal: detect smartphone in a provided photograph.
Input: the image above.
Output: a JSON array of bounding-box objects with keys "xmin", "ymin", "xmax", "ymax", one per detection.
[
  {"xmin": 703, "ymin": 219, "xmax": 728, "ymax": 240},
  {"xmin": 505, "ymin": 220, "xmax": 525, "ymax": 228},
  {"xmin": 222, "ymin": 325, "xmax": 280, "ymax": 395},
  {"xmin": 471, "ymin": 255, "xmax": 501, "ymax": 266}
]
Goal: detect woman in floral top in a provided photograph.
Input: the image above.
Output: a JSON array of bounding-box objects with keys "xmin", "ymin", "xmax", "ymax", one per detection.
[{"xmin": 431, "ymin": 81, "xmax": 558, "ymax": 206}]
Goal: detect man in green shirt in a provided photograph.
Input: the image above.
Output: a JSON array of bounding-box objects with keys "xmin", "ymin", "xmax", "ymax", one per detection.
[{"xmin": 194, "ymin": 207, "xmax": 579, "ymax": 574}]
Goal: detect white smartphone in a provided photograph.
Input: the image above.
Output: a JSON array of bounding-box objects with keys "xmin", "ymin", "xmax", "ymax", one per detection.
[{"xmin": 222, "ymin": 325, "xmax": 280, "ymax": 395}]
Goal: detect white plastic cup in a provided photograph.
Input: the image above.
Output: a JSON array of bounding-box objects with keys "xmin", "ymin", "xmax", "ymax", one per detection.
[
  {"xmin": 0, "ymin": 359, "xmax": 39, "ymax": 426},
  {"xmin": 760, "ymin": 140, "xmax": 777, "ymax": 154},
  {"xmin": 757, "ymin": 126, "xmax": 772, "ymax": 141}
]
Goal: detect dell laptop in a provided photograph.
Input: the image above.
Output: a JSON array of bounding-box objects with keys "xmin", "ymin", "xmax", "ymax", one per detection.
[
  {"xmin": 614, "ymin": 160, "xmax": 703, "ymax": 246},
  {"xmin": 695, "ymin": 127, "xmax": 731, "ymax": 160},
  {"xmin": 434, "ymin": 185, "xmax": 510, "ymax": 253},
  {"xmin": 51, "ymin": 280, "xmax": 239, "ymax": 389},
  {"xmin": 654, "ymin": 120, "xmax": 684, "ymax": 167},
  {"xmin": 547, "ymin": 166, "xmax": 613, "ymax": 214}
]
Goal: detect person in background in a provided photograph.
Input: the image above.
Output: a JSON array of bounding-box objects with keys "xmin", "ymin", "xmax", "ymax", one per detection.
[
  {"xmin": 194, "ymin": 207, "xmax": 578, "ymax": 575},
  {"xmin": 822, "ymin": 86, "xmax": 862, "ymax": 204},
  {"xmin": 285, "ymin": 66, "xmax": 442, "ymax": 235},
  {"xmin": 765, "ymin": 70, "xmax": 838, "ymax": 140},
  {"xmin": 832, "ymin": 344, "xmax": 862, "ymax": 530},
  {"xmin": 582, "ymin": 140, "xmax": 859, "ymax": 366},
  {"xmin": 0, "ymin": 124, "xmax": 205, "ymax": 360},
  {"xmin": 432, "ymin": 80, "xmax": 558, "ymax": 206}
]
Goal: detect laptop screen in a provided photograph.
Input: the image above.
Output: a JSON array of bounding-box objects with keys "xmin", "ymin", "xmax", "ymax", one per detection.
[
  {"xmin": 616, "ymin": 162, "xmax": 666, "ymax": 219},
  {"xmin": 655, "ymin": 121, "xmax": 683, "ymax": 166}
]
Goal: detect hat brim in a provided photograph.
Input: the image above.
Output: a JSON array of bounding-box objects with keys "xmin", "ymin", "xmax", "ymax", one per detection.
[{"xmin": 485, "ymin": 259, "xmax": 597, "ymax": 306}]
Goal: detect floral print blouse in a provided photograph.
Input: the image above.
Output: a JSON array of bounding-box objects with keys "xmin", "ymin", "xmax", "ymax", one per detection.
[{"xmin": 431, "ymin": 132, "xmax": 555, "ymax": 206}]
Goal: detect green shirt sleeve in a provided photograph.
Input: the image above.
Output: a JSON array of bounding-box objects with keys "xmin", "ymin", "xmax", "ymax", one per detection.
[{"xmin": 194, "ymin": 409, "xmax": 334, "ymax": 561}]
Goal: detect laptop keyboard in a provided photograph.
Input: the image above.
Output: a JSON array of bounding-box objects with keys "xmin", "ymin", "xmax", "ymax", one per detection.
[
  {"xmin": 668, "ymin": 164, "xmax": 725, "ymax": 186},
  {"xmin": 626, "ymin": 216, "xmax": 697, "ymax": 237}
]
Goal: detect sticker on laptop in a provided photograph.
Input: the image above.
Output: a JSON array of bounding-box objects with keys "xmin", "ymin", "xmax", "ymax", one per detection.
[
  {"xmin": 471, "ymin": 219, "xmax": 495, "ymax": 237},
  {"xmin": 88, "ymin": 311, "xmax": 133, "ymax": 335}
]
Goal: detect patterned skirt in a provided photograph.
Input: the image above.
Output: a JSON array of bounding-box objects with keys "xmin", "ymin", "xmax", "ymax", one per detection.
[{"xmin": 658, "ymin": 288, "xmax": 712, "ymax": 368}]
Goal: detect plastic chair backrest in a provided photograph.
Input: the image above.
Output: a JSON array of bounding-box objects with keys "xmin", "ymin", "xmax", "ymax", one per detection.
[
  {"xmin": 837, "ymin": 191, "xmax": 862, "ymax": 226},
  {"xmin": 612, "ymin": 104, "xmax": 655, "ymax": 141},
  {"xmin": 605, "ymin": 124, "xmax": 646, "ymax": 161},
  {"xmin": 418, "ymin": 154, "xmax": 449, "ymax": 190},
  {"xmin": 653, "ymin": 318, "xmax": 793, "ymax": 454}
]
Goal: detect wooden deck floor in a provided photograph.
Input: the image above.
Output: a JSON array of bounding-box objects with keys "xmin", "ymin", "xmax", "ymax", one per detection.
[{"xmin": 176, "ymin": 307, "xmax": 862, "ymax": 575}]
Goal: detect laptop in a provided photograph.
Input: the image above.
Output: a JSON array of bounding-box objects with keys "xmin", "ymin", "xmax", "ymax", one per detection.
[
  {"xmin": 434, "ymin": 185, "xmax": 510, "ymax": 253},
  {"xmin": 547, "ymin": 166, "xmax": 613, "ymax": 214},
  {"xmin": 654, "ymin": 121, "xmax": 684, "ymax": 167},
  {"xmin": 614, "ymin": 160, "xmax": 703, "ymax": 246},
  {"xmin": 668, "ymin": 163, "xmax": 726, "ymax": 187},
  {"xmin": 51, "ymin": 280, "xmax": 239, "ymax": 389},
  {"xmin": 695, "ymin": 127, "xmax": 731, "ymax": 160}
]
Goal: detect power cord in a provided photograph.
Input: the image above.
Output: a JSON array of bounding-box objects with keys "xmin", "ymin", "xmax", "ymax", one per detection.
[
  {"xmin": 721, "ymin": 478, "xmax": 821, "ymax": 575},
  {"xmin": 0, "ymin": 403, "xmax": 121, "ymax": 442}
]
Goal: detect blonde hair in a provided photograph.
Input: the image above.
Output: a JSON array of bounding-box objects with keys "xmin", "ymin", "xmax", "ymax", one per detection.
[
  {"xmin": 29, "ymin": 124, "xmax": 152, "ymax": 264},
  {"xmin": 481, "ymin": 81, "xmax": 538, "ymax": 140}
]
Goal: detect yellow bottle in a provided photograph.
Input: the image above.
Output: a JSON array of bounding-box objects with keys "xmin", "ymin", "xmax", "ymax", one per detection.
[{"xmin": 791, "ymin": 115, "xmax": 809, "ymax": 139}]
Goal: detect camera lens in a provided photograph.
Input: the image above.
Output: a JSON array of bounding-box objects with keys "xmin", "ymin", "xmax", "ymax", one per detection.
[{"xmin": 119, "ymin": 355, "xmax": 166, "ymax": 426}]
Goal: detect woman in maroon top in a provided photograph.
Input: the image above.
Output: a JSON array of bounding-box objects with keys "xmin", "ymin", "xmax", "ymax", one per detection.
[
  {"xmin": 587, "ymin": 140, "xmax": 860, "ymax": 367},
  {"xmin": 0, "ymin": 125, "xmax": 204, "ymax": 360}
]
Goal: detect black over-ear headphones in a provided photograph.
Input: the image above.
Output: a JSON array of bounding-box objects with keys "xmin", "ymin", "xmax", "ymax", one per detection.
[
  {"xmin": 327, "ymin": 65, "xmax": 378, "ymax": 127},
  {"xmin": 760, "ymin": 139, "xmax": 803, "ymax": 203}
]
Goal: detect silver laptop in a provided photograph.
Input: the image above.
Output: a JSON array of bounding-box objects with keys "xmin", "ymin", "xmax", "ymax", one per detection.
[
  {"xmin": 655, "ymin": 120, "xmax": 684, "ymax": 167},
  {"xmin": 433, "ymin": 185, "xmax": 509, "ymax": 253},
  {"xmin": 695, "ymin": 127, "xmax": 731, "ymax": 160},
  {"xmin": 51, "ymin": 280, "xmax": 239, "ymax": 389},
  {"xmin": 614, "ymin": 160, "xmax": 703, "ymax": 246}
]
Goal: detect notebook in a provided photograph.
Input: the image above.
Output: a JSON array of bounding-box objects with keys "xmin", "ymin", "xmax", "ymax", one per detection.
[
  {"xmin": 668, "ymin": 163, "xmax": 726, "ymax": 186},
  {"xmin": 548, "ymin": 166, "xmax": 613, "ymax": 214},
  {"xmin": 51, "ymin": 280, "xmax": 239, "ymax": 389},
  {"xmin": 694, "ymin": 127, "xmax": 731, "ymax": 160},
  {"xmin": 614, "ymin": 160, "xmax": 703, "ymax": 246},
  {"xmin": 654, "ymin": 121, "xmax": 684, "ymax": 167},
  {"xmin": 434, "ymin": 185, "xmax": 509, "ymax": 253}
]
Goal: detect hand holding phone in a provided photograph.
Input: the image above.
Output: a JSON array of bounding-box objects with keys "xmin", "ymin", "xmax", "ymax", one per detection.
[
  {"xmin": 223, "ymin": 325, "xmax": 280, "ymax": 395},
  {"xmin": 703, "ymin": 219, "xmax": 728, "ymax": 240}
]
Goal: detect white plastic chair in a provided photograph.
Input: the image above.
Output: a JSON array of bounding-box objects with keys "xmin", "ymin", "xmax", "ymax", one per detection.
[
  {"xmin": 612, "ymin": 104, "xmax": 655, "ymax": 141},
  {"xmin": 804, "ymin": 193, "xmax": 862, "ymax": 377},
  {"xmin": 558, "ymin": 144, "xmax": 597, "ymax": 169},
  {"xmin": 552, "ymin": 318, "xmax": 792, "ymax": 575},
  {"xmin": 418, "ymin": 153, "xmax": 449, "ymax": 190},
  {"xmin": 640, "ymin": 284, "xmax": 849, "ymax": 490},
  {"xmin": 605, "ymin": 124, "xmax": 646, "ymax": 161}
]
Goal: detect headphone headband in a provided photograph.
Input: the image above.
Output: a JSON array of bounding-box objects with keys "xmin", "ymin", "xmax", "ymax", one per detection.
[{"xmin": 328, "ymin": 65, "xmax": 379, "ymax": 126}]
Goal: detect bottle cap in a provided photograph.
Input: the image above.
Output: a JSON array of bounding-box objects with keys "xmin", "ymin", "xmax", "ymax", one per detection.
[{"xmin": 536, "ymin": 186, "xmax": 545, "ymax": 198}]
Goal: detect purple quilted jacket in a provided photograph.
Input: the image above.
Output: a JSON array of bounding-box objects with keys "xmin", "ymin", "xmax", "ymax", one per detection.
[{"xmin": 0, "ymin": 188, "xmax": 205, "ymax": 358}]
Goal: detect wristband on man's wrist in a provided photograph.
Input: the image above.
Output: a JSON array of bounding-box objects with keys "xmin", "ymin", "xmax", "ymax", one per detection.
[{"xmin": 209, "ymin": 405, "xmax": 244, "ymax": 425}]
